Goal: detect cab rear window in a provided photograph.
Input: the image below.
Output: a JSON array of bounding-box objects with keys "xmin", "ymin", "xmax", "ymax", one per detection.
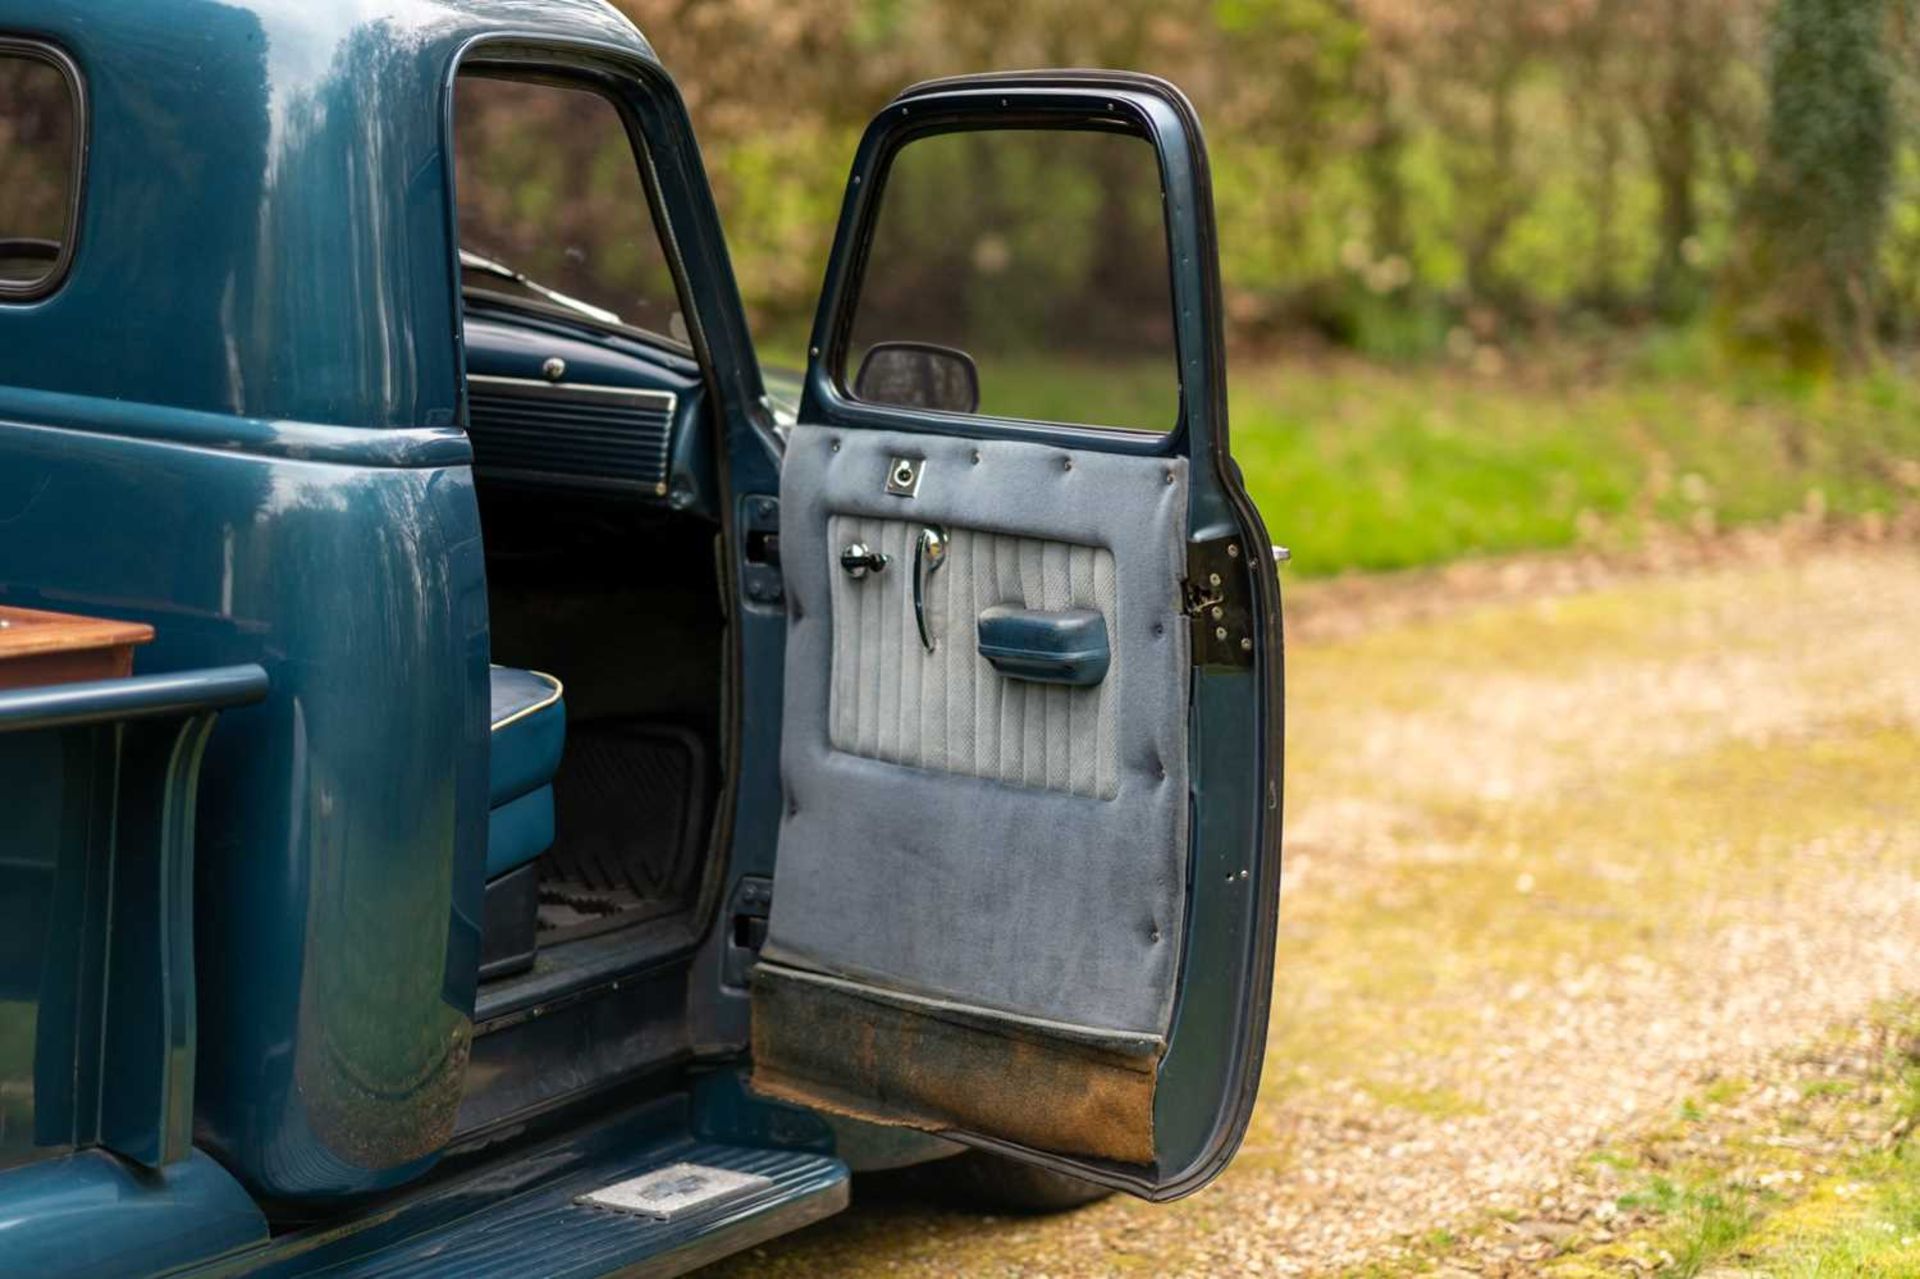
[{"xmin": 0, "ymin": 42, "xmax": 81, "ymax": 298}]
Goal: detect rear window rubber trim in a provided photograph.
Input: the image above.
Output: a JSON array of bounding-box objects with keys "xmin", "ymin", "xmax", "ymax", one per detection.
[{"xmin": 0, "ymin": 36, "xmax": 87, "ymax": 303}]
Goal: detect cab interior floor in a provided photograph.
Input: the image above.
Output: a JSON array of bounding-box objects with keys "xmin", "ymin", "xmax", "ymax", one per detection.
[{"xmin": 536, "ymin": 721, "xmax": 708, "ymax": 944}]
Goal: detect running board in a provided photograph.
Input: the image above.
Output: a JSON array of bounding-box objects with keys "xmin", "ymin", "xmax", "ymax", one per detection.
[{"xmin": 251, "ymin": 1110, "xmax": 847, "ymax": 1277}]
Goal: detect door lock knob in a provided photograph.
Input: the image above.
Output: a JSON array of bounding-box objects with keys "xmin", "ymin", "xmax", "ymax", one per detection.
[{"xmin": 839, "ymin": 542, "xmax": 889, "ymax": 579}]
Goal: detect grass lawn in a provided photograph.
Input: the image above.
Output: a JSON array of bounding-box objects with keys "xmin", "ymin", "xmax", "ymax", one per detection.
[
  {"xmin": 955, "ymin": 341, "xmax": 1920, "ymax": 576},
  {"xmin": 1540, "ymin": 1004, "xmax": 1920, "ymax": 1278},
  {"xmin": 1230, "ymin": 355, "xmax": 1920, "ymax": 575}
]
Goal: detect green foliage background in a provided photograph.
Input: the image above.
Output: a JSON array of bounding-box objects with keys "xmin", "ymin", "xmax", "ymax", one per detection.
[
  {"xmin": 612, "ymin": 0, "xmax": 1919, "ymax": 368},
  {"xmin": 592, "ymin": 1, "xmax": 1920, "ymax": 575}
]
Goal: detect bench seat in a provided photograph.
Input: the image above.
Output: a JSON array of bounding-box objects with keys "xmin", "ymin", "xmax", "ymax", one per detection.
[{"xmin": 488, "ymin": 666, "xmax": 564, "ymax": 880}]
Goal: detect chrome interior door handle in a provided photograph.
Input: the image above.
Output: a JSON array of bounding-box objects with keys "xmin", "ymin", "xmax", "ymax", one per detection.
[{"xmin": 912, "ymin": 526, "xmax": 946, "ymax": 652}]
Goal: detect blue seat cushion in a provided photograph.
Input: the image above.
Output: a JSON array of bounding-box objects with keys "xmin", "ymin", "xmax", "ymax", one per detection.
[
  {"xmin": 488, "ymin": 787, "xmax": 555, "ymax": 883},
  {"xmin": 488, "ymin": 666, "xmax": 564, "ymax": 879}
]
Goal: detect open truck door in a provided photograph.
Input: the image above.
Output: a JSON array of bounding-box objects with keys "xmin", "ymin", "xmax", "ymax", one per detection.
[{"xmin": 752, "ymin": 72, "xmax": 1284, "ymax": 1200}]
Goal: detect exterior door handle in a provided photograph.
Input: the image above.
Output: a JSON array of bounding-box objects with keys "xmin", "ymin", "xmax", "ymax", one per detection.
[
  {"xmin": 912, "ymin": 526, "xmax": 946, "ymax": 652},
  {"xmin": 839, "ymin": 542, "xmax": 889, "ymax": 579}
]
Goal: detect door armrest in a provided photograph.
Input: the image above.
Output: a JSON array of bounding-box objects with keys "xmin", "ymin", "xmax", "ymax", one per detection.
[{"xmin": 976, "ymin": 605, "xmax": 1110, "ymax": 687}]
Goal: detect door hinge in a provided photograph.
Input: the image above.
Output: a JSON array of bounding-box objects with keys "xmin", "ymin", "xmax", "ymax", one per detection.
[{"xmin": 1184, "ymin": 536, "xmax": 1257, "ymax": 669}]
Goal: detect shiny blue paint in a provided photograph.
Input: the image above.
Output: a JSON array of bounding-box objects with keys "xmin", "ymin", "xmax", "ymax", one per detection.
[
  {"xmin": 0, "ymin": 664, "xmax": 269, "ymax": 731},
  {"xmin": 0, "ymin": 667, "xmax": 265, "ymax": 1175},
  {"xmin": 0, "ymin": 0, "xmax": 647, "ymax": 432},
  {"xmin": 463, "ymin": 311, "xmax": 699, "ymax": 391},
  {"xmin": 0, "ymin": 408, "xmax": 491, "ymax": 1201},
  {"xmin": 0, "ymin": 0, "xmax": 705, "ymax": 1208},
  {"xmin": 0, "ymin": 1150, "xmax": 266, "ymax": 1278},
  {"xmin": 0, "ymin": 384, "xmax": 474, "ymax": 468}
]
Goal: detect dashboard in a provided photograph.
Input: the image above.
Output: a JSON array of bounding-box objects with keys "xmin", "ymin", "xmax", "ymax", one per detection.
[{"xmin": 460, "ymin": 307, "xmax": 716, "ymax": 520}]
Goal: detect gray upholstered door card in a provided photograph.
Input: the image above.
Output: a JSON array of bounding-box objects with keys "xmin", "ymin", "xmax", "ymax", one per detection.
[
  {"xmin": 771, "ymin": 424, "xmax": 1191, "ymax": 1037},
  {"xmin": 827, "ymin": 515, "xmax": 1119, "ymax": 799}
]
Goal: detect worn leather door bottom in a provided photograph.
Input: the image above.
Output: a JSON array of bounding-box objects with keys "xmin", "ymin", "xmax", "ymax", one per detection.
[{"xmin": 750, "ymin": 962, "xmax": 1162, "ymax": 1165}]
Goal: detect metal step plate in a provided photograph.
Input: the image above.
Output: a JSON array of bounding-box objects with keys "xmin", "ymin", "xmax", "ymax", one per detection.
[
  {"xmin": 246, "ymin": 1103, "xmax": 848, "ymax": 1279},
  {"xmin": 578, "ymin": 1162, "xmax": 775, "ymax": 1221}
]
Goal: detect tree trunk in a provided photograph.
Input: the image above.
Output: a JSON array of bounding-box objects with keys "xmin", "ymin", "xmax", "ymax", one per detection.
[
  {"xmin": 1722, "ymin": 0, "xmax": 1896, "ymax": 368},
  {"xmin": 1647, "ymin": 75, "xmax": 1700, "ymax": 320}
]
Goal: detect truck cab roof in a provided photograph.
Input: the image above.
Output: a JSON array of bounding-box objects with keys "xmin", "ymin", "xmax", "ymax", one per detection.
[{"xmin": 0, "ymin": 0, "xmax": 661, "ymax": 429}]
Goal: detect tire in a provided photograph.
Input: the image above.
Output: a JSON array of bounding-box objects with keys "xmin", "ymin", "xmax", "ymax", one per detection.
[{"xmin": 917, "ymin": 1149, "xmax": 1115, "ymax": 1214}]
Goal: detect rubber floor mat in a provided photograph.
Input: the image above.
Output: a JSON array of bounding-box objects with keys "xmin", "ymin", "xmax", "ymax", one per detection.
[{"xmin": 539, "ymin": 722, "xmax": 708, "ymax": 939}]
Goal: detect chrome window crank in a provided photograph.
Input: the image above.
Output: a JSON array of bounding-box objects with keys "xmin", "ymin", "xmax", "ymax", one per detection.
[
  {"xmin": 912, "ymin": 526, "xmax": 946, "ymax": 652},
  {"xmin": 839, "ymin": 542, "xmax": 889, "ymax": 579}
]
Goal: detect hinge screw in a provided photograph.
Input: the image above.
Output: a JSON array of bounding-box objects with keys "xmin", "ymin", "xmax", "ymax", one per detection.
[
  {"xmin": 1240, "ymin": 637, "xmax": 1253, "ymax": 651},
  {"xmin": 1214, "ymin": 626, "xmax": 1228, "ymax": 641},
  {"xmin": 1227, "ymin": 543, "xmax": 1240, "ymax": 558},
  {"xmin": 1208, "ymin": 572, "xmax": 1222, "ymax": 587}
]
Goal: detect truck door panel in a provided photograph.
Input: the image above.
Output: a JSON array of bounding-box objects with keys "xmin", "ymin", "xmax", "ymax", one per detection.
[
  {"xmin": 752, "ymin": 72, "xmax": 1284, "ymax": 1199},
  {"xmin": 759, "ymin": 425, "xmax": 1190, "ymax": 1163}
]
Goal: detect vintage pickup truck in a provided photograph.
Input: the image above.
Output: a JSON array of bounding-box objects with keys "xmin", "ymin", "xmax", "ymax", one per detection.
[{"xmin": 0, "ymin": 1, "xmax": 1283, "ymax": 1273}]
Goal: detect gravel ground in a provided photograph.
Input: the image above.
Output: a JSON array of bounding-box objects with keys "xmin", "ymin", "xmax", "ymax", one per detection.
[
  {"xmin": 1481, "ymin": 1007, "xmax": 1920, "ymax": 1276},
  {"xmin": 711, "ymin": 536, "xmax": 1919, "ymax": 1278}
]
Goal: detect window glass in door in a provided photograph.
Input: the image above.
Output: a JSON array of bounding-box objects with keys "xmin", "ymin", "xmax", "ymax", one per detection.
[{"xmin": 843, "ymin": 127, "xmax": 1178, "ymax": 432}]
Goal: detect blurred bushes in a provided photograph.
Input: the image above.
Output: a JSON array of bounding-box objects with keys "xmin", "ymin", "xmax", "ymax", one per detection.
[{"xmin": 601, "ymin": 0, "xmax": 1918, "ymax": 371}]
